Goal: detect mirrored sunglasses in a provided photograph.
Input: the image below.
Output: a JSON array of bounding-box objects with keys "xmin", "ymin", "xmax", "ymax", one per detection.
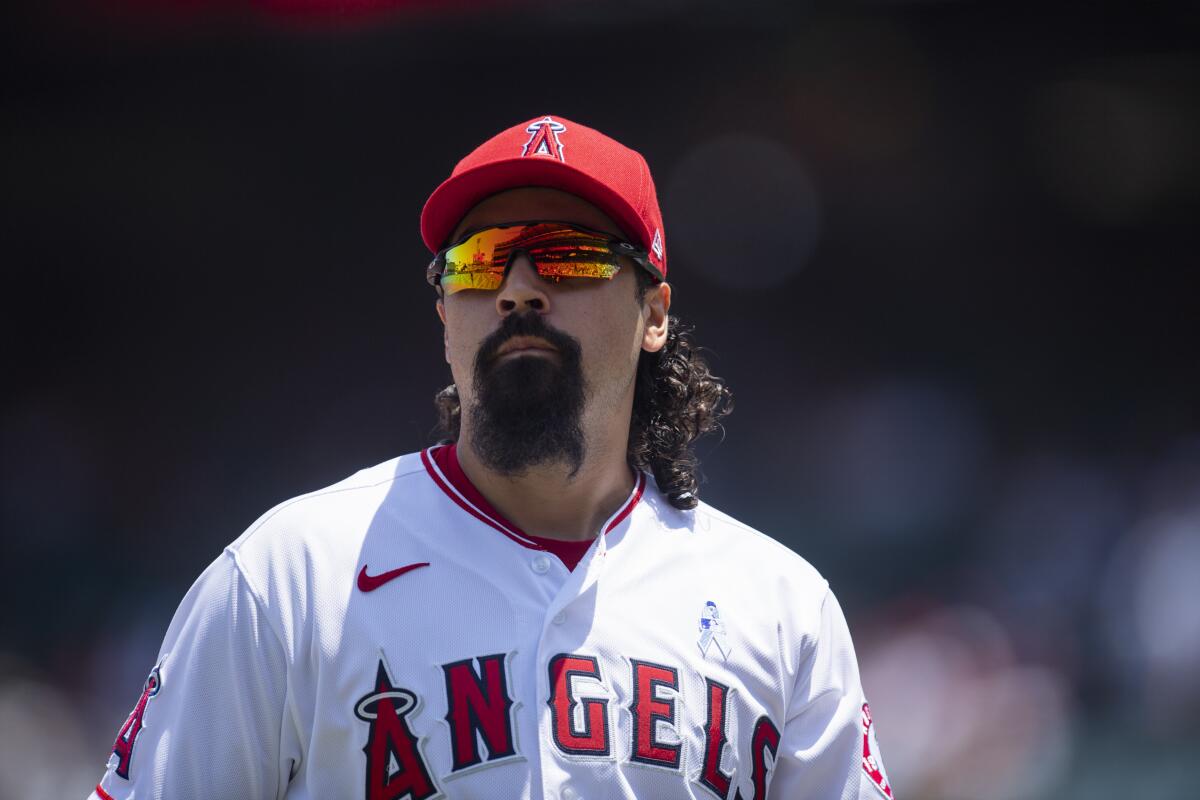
[{"xmin": 427, "ymin": 221, "xmax": 655, "ymax": 295}]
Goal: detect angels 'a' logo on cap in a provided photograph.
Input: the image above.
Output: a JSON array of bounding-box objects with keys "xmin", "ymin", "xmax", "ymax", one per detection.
[
  {"xmin": 522, "ymin": 116, "xmax": 567, "ymax": 162},
  {"xmin": 651, "ymin": 229, "xmax": 664, "ymax": 260}
]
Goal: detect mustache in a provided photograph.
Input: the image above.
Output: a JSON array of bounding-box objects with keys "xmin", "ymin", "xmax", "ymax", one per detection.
[{"xmin": 475, "ymin": 312, "xmax": 582, "ymax": 369}]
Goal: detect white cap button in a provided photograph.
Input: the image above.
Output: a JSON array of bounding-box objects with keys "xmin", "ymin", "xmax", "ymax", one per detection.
[
  {"xmin": 552, "ymin": 611, "xmax": 567, "ymax": 625},
  {"xmin": 531, "ymin": 555, "xmax": 551, "ymax": 574}
]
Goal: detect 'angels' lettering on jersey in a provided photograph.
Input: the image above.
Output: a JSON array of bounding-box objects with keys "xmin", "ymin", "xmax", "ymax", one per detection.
[
  {"xmin": 355, "ymin": 660, "xmax": 440, "ymax": 800},
  {"xmin": 355, "ymin": 651, "xmax": 784, "ymax": 799},
  {"xmin": 547, "ymin": 653, "xmax": 613, "ymax": 757},
  {"xmin": 628, "ymin": 659, "xmax": 682, "ymax": 770},
  {"xmin": 441, "ymin": 653, "xmax": 519, "ymax": 772},
  {"xmin": 699, "ymin": 678, "xmax": 736, "ymax": 798},
  {"xmin": 734, "ymin": 716, "xmax": 781, "ymax": 800}
]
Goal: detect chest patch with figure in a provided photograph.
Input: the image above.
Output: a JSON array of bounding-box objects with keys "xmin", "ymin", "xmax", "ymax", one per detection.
[{"xmin": 698, "ymin": 600, "xmax": 732, "ymax": 660}]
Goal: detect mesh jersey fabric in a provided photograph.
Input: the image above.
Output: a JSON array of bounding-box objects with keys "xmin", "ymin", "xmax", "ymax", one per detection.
[{"xmin": 90, "ymin": 449, "xmax": 892, "ymax": 800}]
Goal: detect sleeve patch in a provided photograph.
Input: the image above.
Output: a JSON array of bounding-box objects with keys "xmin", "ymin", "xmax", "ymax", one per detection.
[
  {"xmin": 862, "ymin": 702, "xmax": 895, "ymax": 799},
  {"xmin": 110, "ymin": 658, "xmax": 165, "ymax": 780}
]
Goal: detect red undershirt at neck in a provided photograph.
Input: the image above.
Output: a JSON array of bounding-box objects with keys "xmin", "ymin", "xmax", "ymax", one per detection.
[{"xmin": 431, "ymin": 443, "xmax": 597, "ymax": 571}]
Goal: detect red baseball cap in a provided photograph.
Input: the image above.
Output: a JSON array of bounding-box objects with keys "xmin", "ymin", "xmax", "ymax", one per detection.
[{"xmin": 420, "ymin": 114, "xmax": 667, "ymax": 279}]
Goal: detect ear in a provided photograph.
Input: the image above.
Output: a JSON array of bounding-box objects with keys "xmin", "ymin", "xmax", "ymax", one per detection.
[
  {"xmin": 436, "ymin": 299, "xmax": 450, "ymax": 364},
  {"xmin": 641, "ymin": 282, "xmax": 671, "ymax": 353}
]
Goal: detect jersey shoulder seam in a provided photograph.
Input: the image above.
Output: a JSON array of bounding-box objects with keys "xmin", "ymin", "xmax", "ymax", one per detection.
[
  {"xmin": 784, "ymin": 585, "xmax": 841, "ymax": 724},
  {"xmin": 693, "ymin": 503, "xmax": 826, "ymax": 567},
  {"xmin": 218, "ymin": 545, "xmax": 292, "ymax": 796},
  {"xmin": 220, "ymin": 547, "xmax": 290, "ymax": 657},
  {"xmin": 232, "ymin": 456, "xmax": 428, "ymax": 549}
]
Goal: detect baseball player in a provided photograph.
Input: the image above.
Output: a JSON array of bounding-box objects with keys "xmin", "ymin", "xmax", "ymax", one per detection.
[{"xmin": 90, "ymin": 114, "xmax": 894, "ymax": 800}]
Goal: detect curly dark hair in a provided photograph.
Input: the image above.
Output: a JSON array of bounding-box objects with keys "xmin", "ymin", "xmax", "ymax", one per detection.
[
  {"xmin": 623, "ymin": 316, "xmax": 733, "ymax": 508},
  {"xmin": 434, "ymin": 275, "xmax": 733, "ymax": 510}
]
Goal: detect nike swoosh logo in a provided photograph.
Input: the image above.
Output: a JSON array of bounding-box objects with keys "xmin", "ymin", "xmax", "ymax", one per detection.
[{"xmin": 357, "ymin": 562, "xmax": 430, "ymax": 592}]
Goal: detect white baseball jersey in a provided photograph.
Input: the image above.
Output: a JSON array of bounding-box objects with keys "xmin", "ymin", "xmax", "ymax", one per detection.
[{"xmin": 91, "ymin": 444, "xmax": 894, "ymax": 800}]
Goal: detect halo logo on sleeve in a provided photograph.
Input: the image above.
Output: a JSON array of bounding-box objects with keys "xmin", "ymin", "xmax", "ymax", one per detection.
[
  {"xmin": 861, "ymin": 702, "xmax": 895, "ymax": 799},
  {"xmin": 697, "ymin": 600, "xmax": 731, "ymax": 660},
  {"xmin": 110, "ymin": 658, "xmax": 164, "ymax": 779},
  {"xmin": 522, "ymin": 116, "xmax": 567, "ymax": 162}
]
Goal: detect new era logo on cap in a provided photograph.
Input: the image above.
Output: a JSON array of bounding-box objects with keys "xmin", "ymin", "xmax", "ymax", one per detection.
[{"xmin": 420, "ymin": 114, "xmax": 669, "ymax": 278}]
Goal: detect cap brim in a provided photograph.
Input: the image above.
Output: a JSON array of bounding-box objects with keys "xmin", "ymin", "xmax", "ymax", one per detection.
[{"xmin": 420, "ymin": 158, "xmax": 652, "ymax": 264}]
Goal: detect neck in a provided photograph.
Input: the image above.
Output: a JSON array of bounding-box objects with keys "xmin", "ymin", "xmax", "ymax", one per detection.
[{"xmin": 456, "ymin": 421, "xmax": 635, "ymax": 542}]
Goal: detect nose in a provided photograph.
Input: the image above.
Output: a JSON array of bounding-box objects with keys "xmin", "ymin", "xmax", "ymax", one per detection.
[{"xmin": 495, "ymin": 253, "xmax": 550, "ymax": 317}]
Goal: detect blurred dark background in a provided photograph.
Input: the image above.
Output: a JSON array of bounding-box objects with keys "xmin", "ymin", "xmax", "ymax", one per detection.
[{"xmin": 2, "ymin": 1, "xmax": 1198, "ymax": 797}]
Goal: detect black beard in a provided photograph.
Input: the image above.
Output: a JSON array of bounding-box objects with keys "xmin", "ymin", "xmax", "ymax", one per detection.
[{"xmin": 468, "ymin": 312, "xmax": 586, "ymax": 478}]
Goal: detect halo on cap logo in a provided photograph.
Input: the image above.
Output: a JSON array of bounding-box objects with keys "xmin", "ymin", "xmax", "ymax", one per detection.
[{"xmin": 522, "ymin": 116, "xmax": 567, "ymax": 162}]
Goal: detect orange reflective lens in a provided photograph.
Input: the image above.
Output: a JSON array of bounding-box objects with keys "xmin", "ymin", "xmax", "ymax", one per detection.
[{"xmin": 429, "ymin": 222, "xmax": 637, "ymax": 295}]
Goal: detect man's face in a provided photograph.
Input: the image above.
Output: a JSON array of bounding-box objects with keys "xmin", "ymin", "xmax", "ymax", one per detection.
[{"xmin": 436, "ymin": 187, "xmax": 668, "ymax": 476}]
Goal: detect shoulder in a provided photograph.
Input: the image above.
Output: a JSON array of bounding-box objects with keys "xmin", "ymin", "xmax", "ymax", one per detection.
[
  {"xmin": 628, "ymin": 484, "xmax": 842, "ymax": 682},
  {"xmin": 222, "ymin": 450, "xmax": 436, "ymax": 596},
  {"xmin": 234, "ymin": 451, "xmax": 425, "ymax": 541},
  {"xmin": 638, "ymin": 485, "xmax": 831, "ymax": 608}
]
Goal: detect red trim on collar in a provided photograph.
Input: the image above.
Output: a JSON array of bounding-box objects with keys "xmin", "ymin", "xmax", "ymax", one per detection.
[
  {"xmin": 606, "ymin": 474, "xmax": 645, "ymax": 532},
  {"xmin": 432, "ymin": 443, "xmax": 523, "ymax": 538},
  {"xmin": 420, "ymin": 446, "xmax": 529, "ymax": 547},
  {"xmin": 421, "ymin": 444, "xmax": 645, "ymax": 571}
]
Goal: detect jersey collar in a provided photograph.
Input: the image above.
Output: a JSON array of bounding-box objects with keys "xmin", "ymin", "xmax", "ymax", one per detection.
[{"xmin": 420, "ymin": 443, "xmax": 645, "ymax": 563}]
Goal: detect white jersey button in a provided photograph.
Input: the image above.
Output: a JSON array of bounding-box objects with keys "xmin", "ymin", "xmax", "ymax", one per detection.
[
  {"xmin": 552, "ymin": 611, "xmax": 566, "ymax": 625},
  {"xmin": 561, "ymin": 787, "xmax": 581, "ymax": 800},
  {"xmin": 531, "ymin": 554, "xmax": 551, "ymax": 574}
]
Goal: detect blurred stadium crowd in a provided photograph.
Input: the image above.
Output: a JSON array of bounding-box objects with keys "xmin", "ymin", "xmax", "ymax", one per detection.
[{"xmin": 2, "ymin": 1, "xmax": 1198, "ymax": 798}]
